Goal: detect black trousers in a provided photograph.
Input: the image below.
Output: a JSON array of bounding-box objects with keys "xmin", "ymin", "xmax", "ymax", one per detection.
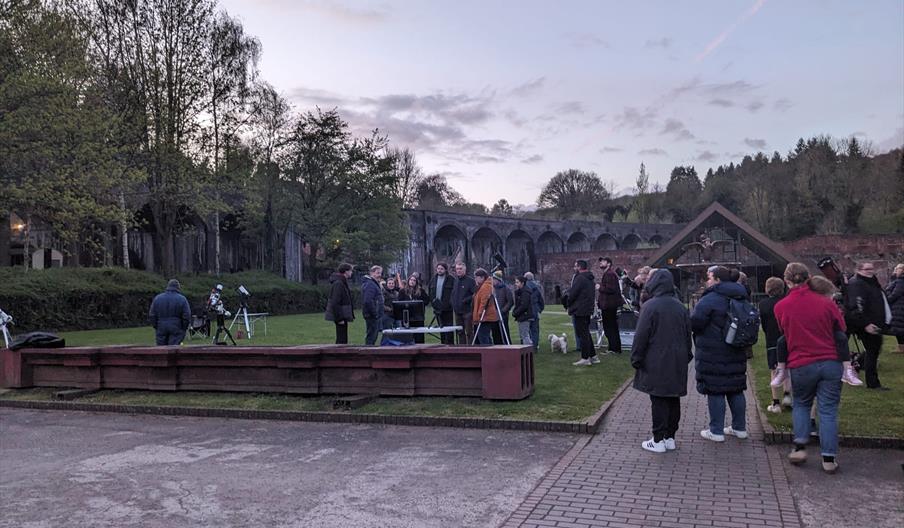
[
  {"xmin": 601, "ymin": 308, "xmax": 622, "ymax": 352},
  {"xmin": 491, "ymin": 313, "xmax": 510, "ymax": 344},
  {"xmin": 859, "ymin": 333, "xmax": 883, "ymax": 388},
  {"xmin": 335, "ymin": 322, "xmax": 348, "ymax": 344},
  {"xmin": 650, "ymin": 395, "xmax": 681, "ymax": 442},
  {"xmin": 437, "ymin": 311, "xmax": 455, "ymax": 344},
  {"xmin": 573, "ymin": 315, "xmax": 594, "ymax": 359}
]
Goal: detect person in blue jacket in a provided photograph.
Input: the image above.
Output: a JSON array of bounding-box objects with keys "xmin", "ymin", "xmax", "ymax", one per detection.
[
  {"xmin": 361, "ymin": 265, "xmax": 385, "ymax": 346},
  {"xmin": 149, "ymin": 279, "xmax": 191, "ymax": 346},
  {"xmin": 692, "ymin": 265, "xmax": 750, "ymax": 442}
]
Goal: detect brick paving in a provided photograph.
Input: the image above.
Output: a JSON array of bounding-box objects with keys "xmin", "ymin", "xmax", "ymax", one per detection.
[{"xmin": 501, "ymin": 367, "xmax": 802, "ymax": 528}]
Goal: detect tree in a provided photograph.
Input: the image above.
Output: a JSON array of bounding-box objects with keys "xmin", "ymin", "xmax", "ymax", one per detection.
[
  {"xmin": 414, "ymin": 174, "xmax": 467, "ymax": 209},
  {"xmin": 490, "ymin": 199, "xmax": 514, "ymax": 216},
  {"xmin": 634, "ymin": 163, "xmax": 651, "ymax": 223},
  {"xmin": 205, "ymin": 10, "xmax": 260, "ymax": 274},
  {"xmin": 664, "ymin": 166, "xmax": 702, "ymax": 222},
  {"xmin": 537, "ymin": 169, "xmax": 610, "ymax": 216},
  {"xmin": 387, "ymin": 146, "xmax": 423, "ymax": 209},
  {"xmin": 0, "ymin": 0, "xmax": 138, "ymax": 270}
]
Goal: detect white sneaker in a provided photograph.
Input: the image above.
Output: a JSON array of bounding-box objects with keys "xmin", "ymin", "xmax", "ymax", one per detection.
[
  {"xmin": 723, "ymin": 426, "xmax": 749, "ymax": 439},
  {"xmin": 663, "ymin": 438, "xmax": 677, "ymax": 451},
  {"xmin": 572, "ymin": 358, "xmax": 592, "ymax": 366},
  {"xmin": 767, "ymin": 403, "xmax": 782, "ymax": 414},
  {"xmin": 782, "ymin": 394, "xmax": 793, "ymax": 407},
  {"xmin": 641, "ymin": 438, "xmax": 666, "ymax": 453},
  {"xmin": 700, "ymin": 429, "xmax": 725, "ymax": 442},
  {"xmin": 590, "ymin": 355, "xmax": 601, "ymax": 364}
]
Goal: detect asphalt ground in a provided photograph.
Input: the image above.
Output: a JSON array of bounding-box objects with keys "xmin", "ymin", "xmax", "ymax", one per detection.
[{"xmin": 0, "ymin": 409, "xmax": 578, "ymax": 528}]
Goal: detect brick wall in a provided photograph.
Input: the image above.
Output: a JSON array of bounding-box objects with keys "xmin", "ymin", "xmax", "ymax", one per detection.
[{"xmin": 536, "ymin": 249, "xmax": 658, "ymax": 301}]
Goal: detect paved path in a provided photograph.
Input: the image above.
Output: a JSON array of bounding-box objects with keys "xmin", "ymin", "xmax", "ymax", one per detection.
[
  {"xmin": 0, "ymin": 409, "xmax": 578, "ymax": 528},
  {"xmin": 502, "ymin": 369, "xmax": 801, "ymax": 528}
]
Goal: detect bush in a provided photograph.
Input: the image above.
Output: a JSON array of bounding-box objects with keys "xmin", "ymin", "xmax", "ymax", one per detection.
[{"xmin": 0, "ymin": 268, "xmax": 334, "ymax": 332}]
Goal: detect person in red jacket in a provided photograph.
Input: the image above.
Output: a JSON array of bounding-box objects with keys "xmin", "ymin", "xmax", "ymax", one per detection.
[{"xmin": 773, "ymin": 262, "xmax": 845, "ymax": 474}]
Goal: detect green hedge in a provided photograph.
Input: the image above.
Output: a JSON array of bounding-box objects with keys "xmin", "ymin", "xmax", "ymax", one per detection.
[{"xmin": 0, "ymin": 268, "xmax": 334, "ymax": 332}]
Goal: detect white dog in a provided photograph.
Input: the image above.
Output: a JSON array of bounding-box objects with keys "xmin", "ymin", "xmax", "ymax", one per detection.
[{"xmin": 548, "ymin": 333, "xmax": 568, "ymax": 354}]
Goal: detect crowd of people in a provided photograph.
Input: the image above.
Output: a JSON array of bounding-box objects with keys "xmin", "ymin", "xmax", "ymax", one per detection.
[
  {"xmin": 627, "ymin": 258, "xmax": 904, "ymax": 475},
  {"xmin": 323, "ymin": 261, "xmax": 545, "ymax": 347}
]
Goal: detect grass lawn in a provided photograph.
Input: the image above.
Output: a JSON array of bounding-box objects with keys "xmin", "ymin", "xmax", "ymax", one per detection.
[
  {"xmin": 1, "ymin": 311, "xmax": 634, "ymax": 422},
  {"xmin": 751, "ymin": 335, "xmax": 904, "ymax": 438}
]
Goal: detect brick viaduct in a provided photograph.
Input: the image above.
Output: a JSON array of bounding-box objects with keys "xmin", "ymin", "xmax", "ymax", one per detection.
[{"xmin": 403, "ymin": 209, "xmax": 684, "ymax": 280}]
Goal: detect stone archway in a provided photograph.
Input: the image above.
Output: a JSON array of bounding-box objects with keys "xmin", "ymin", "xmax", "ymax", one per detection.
[
  {"xmin": 537, "ymin": 231, "xmax": 564, "ymax": 254},
  {"xmin": 505, "ymin": 230, "xmax": 536, "ymax": 276},
  {"xmin": 434, "ymin": 225, "xmax": 468, "ymax": 267},
  {"xmin": 648, "ymin": 234, "xmax": 664, "ymax": 248},
  {"xmin": 567, "ymin": 232, "xmax": 590, "ymax": 252},
  {"xmin": 621, "ymin": 233, "xmax": 642, "ymax": 250},
  {"xmin": 593, "ymin": 233, "xmax": 619, "ymax": 251},
  {"xmin": 471, "ymin": 227, "xmax": 503, "ymax": 271}
]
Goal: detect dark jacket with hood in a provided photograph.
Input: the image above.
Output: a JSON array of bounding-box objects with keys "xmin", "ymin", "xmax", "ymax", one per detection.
[
  {"xmin": 597, "ymin": 268, "xmax": 622, "ymax": 310},
  {"xmin": 845, "ymin": 273, "xmax": 890, "ymax": 334},
  {"xmin": 325, "ymin": 272, "xmax": 354, "ymax": 323},
  {"xmin": 526, "ymin": 280, "xmax": 545, "ymax": 318},
  {"xmin": 886, "ymin": 274, "xmax": 904, "ymax": 337},
  {"xmin": 691, "ymin": 281, "xmax": 749, "ymax": 395},
  {"xmin": 567, "ymin": 270, "xmax": 596, "ymax": 317},
  {"xmin": 512, "ymin": 286, "xmax": 534, "ymax": 322},
  {"xmin": 631, "ymin": 270, "xmax": 693, "ymax": 398},
  {"xmin": 361, "ymin": 275, "xmax": 384, "ymax": 320},
  {"xmin": 494, "ymin": 281, "xmax": 514, "ymax": 317},
  {"xmin": 149, "ymin": 284, "xmax": 191, "ymax": 331}
]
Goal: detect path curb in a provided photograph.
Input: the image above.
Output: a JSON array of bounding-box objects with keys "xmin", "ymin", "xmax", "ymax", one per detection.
[
  {"xmin": 0, "ymin": 378, "xmax": 634, "ymax": 434},
  {"xmin": 747, "ymin": 365, "xmax": 904, "ymax": 450}
]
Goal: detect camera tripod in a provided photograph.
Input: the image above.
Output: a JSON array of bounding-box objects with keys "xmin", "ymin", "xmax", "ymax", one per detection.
[
  {"xmin": 213, "ymin": 312, "xmax": 237, "ymax": 346},
  {"xmin": 1, "ymin": 308, "xmax": 13, "ymax": 349},
  {"xmin": 472, "ymin": 287, "xmax": 511, "ymax": 346}
]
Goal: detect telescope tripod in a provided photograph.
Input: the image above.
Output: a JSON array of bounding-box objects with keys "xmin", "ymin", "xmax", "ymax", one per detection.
[{"xmin": 213, "ymin": 313, "xmax": 237, "ymax": 346}]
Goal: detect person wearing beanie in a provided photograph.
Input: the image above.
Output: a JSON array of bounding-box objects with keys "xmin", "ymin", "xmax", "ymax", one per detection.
[
  {"xmin": 492, "ymin": 270, "xmax": 513, "ymax": 344},
  {"xmin": 149, "ymin": 279, "xmax": 191, "ymax": 345}
]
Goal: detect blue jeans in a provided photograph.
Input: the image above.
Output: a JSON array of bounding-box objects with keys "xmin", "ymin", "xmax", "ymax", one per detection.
[
  {"xmin": 572, "ymin": 316, "xmax": 583, "ymax": 351},
  {"xmin": 790, "ymin": 360, "xmax": 842, "ymax": 456},
  {"xmin": 707, "ymin": 392, "xmax": 746, "ymax": 435},
  {"xmin": 365, "ymin": 317, "xmax": 381, "ymax": 346},
  {"xmin": 529, "ymin": 318, "xmax": 540, "ymax": 350}
]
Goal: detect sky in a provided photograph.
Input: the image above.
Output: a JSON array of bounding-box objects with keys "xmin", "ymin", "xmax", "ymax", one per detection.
[{"xmin": 219, "ymin": 0, "xmax": 904, "ymax": 207}]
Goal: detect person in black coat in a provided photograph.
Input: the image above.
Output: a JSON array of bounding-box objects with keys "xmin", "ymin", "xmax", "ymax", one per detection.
[
  {"xmin": 451, "ymin": 262, "xmax": 477, "ymax": 345},
  {"xmin": 512, "ymin": 276, "xmax": 534, "ymax": 346},
  {"xmin": 399, "ymin": 274, "xmax": 430, "ymax": 344},
  {"xmin": 691, "ymin": 266, "xmax": 750, "ymax": 442},
  {"xmin": 148, "ymin": 279, "xmax": 191, "ymax": 345},
  {"xmin": 845, "ymin": 261, "xmax": 891, "ymax": 389},
  {"xmin": 567, "ymin": 260, "xmax": 596, "ymax": 365},
  {"xmin": 429, "ymin": 262, "xmax": 456, "ymax": 343},
  {"xmin": 758, "ymin": 277, "xmax": 789, "ymax": 412},
  {"xmin": 631, "ymin": 269, "xmax": 693, "ymax": 453},
  {"xmin": 325, "ymin": 263, "xmax": 355, "ymax": 344},
  {"xmin": 886, "ymin": 263, "xmax": 904, "ymax": 354}
]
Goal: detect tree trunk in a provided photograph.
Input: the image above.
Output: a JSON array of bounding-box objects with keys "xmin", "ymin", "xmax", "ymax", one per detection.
[
  {"xmin": 307, "ymin": 241, "xmax": 319, "ymax": 285},
  {"xmin": 120, "ymin": 192, "xmax": 130, "ymax": 269},
  {"xmin": 22, "ymin": 215, "xmax": 30, "ymax": 272},
  {"xmin": 215, "ymin": 209, "xmax": 221, "ymax": 276},
  {"xmin": 263, "ymin": 191, "xmax": 274, "ymax": 272},
  {"xmin": 0, "ymin": 210, "xmax": 9, "ymax": 267}
]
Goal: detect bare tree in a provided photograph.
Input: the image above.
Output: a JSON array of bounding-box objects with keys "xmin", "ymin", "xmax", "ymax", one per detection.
[{"xmin": 387, "ymin": 146, "xmax": 423, "ymax": 208}]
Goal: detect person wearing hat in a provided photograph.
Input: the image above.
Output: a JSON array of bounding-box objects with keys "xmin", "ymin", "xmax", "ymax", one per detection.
[
  {"xmin": 492, "ymin": 270, "xmax": 514, "ymax": 344},
  {"xmin": 149, "ymin": 279, "xmax": 191, "ymax": 346}
]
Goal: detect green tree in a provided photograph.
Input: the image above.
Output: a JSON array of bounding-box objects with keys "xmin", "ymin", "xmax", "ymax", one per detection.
[
  {"xmin": 490, "ymin": 199, "xmax": 514, "ymax": 216},
  {"xmin": 0, "ymin": 0, "xmax": 138, "ymax": 270},
  {"xmin": 537, "ymin": 169, "xmax": 610, "ymax": 216},
  {"xmin": 634, "ymin": 162, "xmax": 651, "ymax": 223},
  {"xmin": 664, "ymin": 166, "xmax": 702, "ymax": 222}
]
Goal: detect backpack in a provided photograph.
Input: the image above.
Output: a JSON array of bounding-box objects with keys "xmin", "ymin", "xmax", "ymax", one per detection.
[{"xmin": 724, "ymin": 298, "xmax": 760, "ymax": 349}]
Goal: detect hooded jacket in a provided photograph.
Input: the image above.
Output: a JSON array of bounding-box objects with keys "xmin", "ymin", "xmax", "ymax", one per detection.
[
  {"xmin": 472, "ymin": 279, "xmax": 499, "ymax": 322},
  {"xmin": 148, "ymin": 284, "xmax": 191, "ymax": 331},
  {"xmin": 886, "ymin": 274, "xmax": 904, "ymax": 337},
  {"xmin": 361, "ymin": 275, "xmax": 384, "ymax": 320},
  {"xmin": 691, "ymin": 281, "xmax": 749, "ymax": 395},
  {"xmin": 512, "ymin": 286, "xmax": 534, "ymax": 322},
  {"xmin": 494, "ymin": 280, "xmax": 514, "ymax": 316},
  {"xmin": 597, "ymin": 267, "xmax": 622, "ymax": 310},
  {"xmin": 631, "ymin": 270, "xmax": 693, "ymax": 397},
  {"xmin": 567, "ymin": 270, "xmax": 596, "ymax": 317},
  {"xmin": 325, "ymin": 272, "xmax": 354, "ymax": 323}
]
